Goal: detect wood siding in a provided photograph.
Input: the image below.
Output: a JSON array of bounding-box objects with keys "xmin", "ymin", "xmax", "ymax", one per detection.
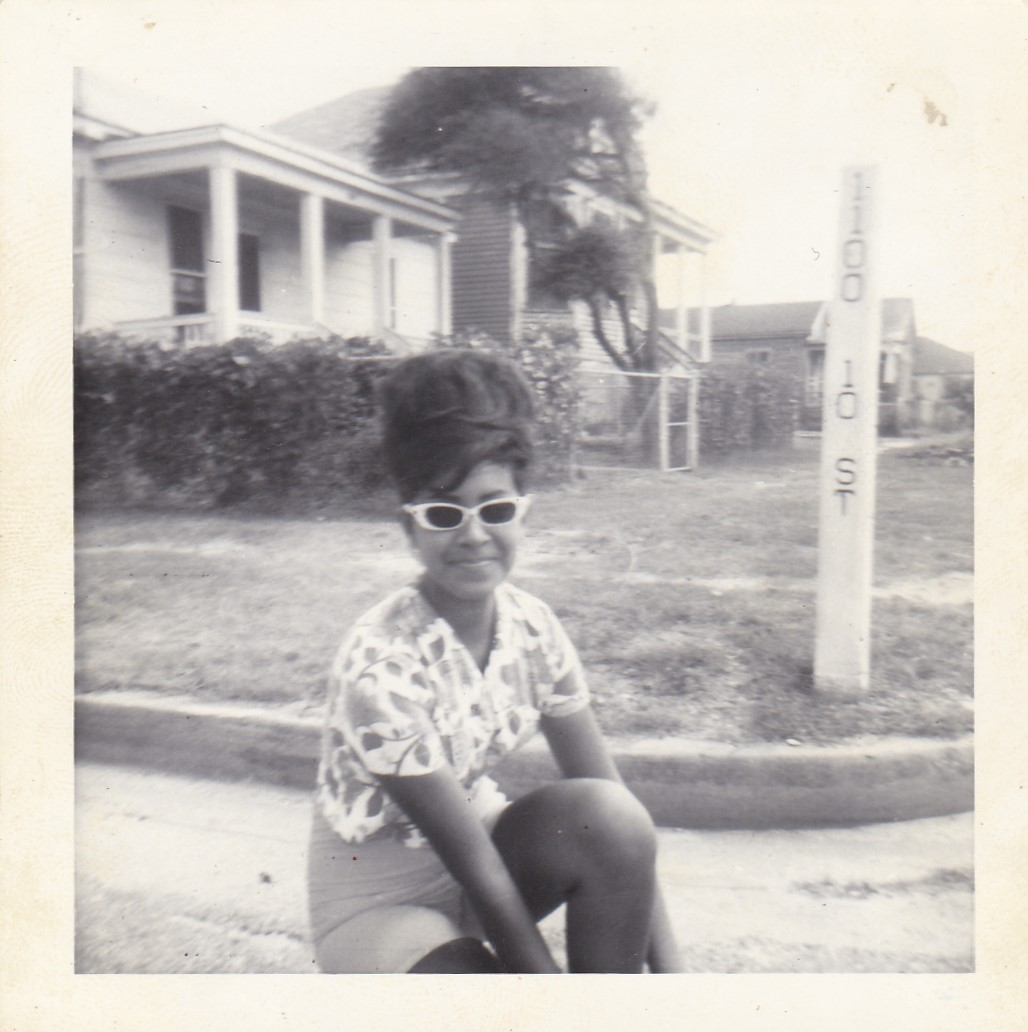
[
  {"xmin": 76, "ymin": 142, "xmax": 173, "ymax": 328},
  {"xmin": 450, "ymin": 195, "xmax": 514, "ymax": 343},
  {"xmin": 391, "ymin": 236, "xmax": 438, "ymax": 342},
  {"xmin": 569, "ymin": 299, "xmax": 631, "ymax": 371},
  {"xmin": 248, "ymin": 210, "xmax": 306, "ymax": 323},
  {"xmin": 321, "ymin": 233, "xmax": 438, "ymax": 340},
  {"xmin": 324, "ymin": 234, "xmax": 375, "ymax": 336}
]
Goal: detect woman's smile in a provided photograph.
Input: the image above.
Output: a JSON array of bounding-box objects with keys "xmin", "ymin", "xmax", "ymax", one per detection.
[{"xmin": 405, "ymin": 461, "xmax": 525, "ymax": 607}]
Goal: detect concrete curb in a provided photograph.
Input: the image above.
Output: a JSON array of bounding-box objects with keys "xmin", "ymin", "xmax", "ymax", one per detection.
[{"xmin": 75, "ymin": 692, "xmax": 974, "ymax": 829}]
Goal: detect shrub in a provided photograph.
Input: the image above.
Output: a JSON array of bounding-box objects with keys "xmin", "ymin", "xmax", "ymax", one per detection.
[
  {"xmin": 75, "ymin": 333, "xmax": 392, "ymax": 510},
  {"xmin": 74, "ymin": 328, "xmax": 580, "ymax": 511},
  {"xmin": 696, "ymin": 361, "xmax": 800, "ymax": 455},
  {"xmin": 435, "ymin": 324, "xmax": 582, "ymax": 484},
  {"xmin": 944, "ymin": 378, "xmax": 974, "ymax": 429}
]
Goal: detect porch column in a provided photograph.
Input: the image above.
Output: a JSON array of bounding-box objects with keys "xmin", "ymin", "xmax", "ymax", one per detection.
[
  {"xmin": 301, "ymin": 193, "xmax": 325, "ymax": 327},
  {"xmin": 649, "ymin": 231, "xmax": 665, "ymax": 368},
  {"xmin": 699, "ymin": 251, "xmax": 712, "ymax": 363},
  {"xmin": 209, "ymin": 165, "xmax": 239, "ymax": 342},
  {"xmin": 687, "ymin": 374, "xmax": 701, "ymax": 468},
  {"xmin": 675, "ymin": 245, "xmax": 689, "ymax": 359},
  {"xmin": 372, "ymin": 214, "xmax": 392, "ymax": 336},
  {"xmin": 436, "ymin": 231, "xmax": 454, "ymax": 338}
]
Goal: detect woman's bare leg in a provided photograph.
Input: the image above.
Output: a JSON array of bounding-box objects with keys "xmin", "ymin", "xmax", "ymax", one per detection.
[
  {"xmin": 490, "ymin": 778, "xmax": 657, "ymax": 973},
  {"xmin": 409, "ymin": 937, "xmax": 500, "ymax": 973}
]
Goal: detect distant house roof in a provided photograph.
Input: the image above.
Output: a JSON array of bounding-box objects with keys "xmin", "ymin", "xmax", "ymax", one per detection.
[
  {"xmin": 708, "ymin": 301, "xmax": 823, "ymax": 340},
  {"xmin": 913, "ymin": 337, "xmax": 974, "ymax": 376},
  {"xmin": 271, "ymin": 86, "xmax": 391, "ymax": 167},
  {"xmin": 660, "ymin": 298, "xmax": 917, "ymax": 344}
]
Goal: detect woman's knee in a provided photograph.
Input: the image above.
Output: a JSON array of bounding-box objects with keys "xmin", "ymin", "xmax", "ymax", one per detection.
[
  {"xmin": 564, "ymin": 778, "xmax": 657, "ymax": 869},
  {"xmin": 503, "ymin": 779, "xmax": 656, "ymax": 879}
]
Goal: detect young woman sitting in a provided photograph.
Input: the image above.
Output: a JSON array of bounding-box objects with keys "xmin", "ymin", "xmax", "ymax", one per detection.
[{"xmin": 307, "ymin": 348, "xmax": 681, "ymax": 973}]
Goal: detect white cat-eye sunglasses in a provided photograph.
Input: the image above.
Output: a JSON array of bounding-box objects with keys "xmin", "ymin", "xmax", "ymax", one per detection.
[{"xmin": 402, "ymin": 495, "xmax": 532, "ymax": 532}]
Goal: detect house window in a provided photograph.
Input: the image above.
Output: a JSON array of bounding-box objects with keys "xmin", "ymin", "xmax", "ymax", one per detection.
[
  {"xmin": 805, "ymin": 349, "xmax": 825, "ymax": 404},
  {"xmin": 168, "ymin": 206, "xmax": 206, "ymax": 315},
  {"xmin": 746, "ymin": 349, "xmax": 770, "ymax": 364},
  {"xmin": 169, "ymin": 208, "xmax": 262, "ymax": 316},
  {"xmin": 239, "ymin": 233, "xmax": 261, "ymax": 312}
]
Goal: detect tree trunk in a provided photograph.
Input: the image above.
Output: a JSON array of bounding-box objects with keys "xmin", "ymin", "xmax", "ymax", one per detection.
[
  {"xmin": 640, "ymin": 274, "xmax": 661, "ymax": 372},
  {"xmin": 586, "ymin": 295, "xmax": 629, "ymax": 371},
  {"xmin": 611, "ymin": 292, "xmax": 638, "ymax": 368}
]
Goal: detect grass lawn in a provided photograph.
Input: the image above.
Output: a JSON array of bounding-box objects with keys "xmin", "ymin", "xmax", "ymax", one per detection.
[{"xmin": 75, "ymin": 446, "xmax": 973, "ymax": 745}]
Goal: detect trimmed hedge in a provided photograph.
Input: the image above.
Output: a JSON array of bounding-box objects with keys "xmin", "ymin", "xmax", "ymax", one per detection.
[
  {"xmin": 74, "ymin": 329, "xmax": 581, "ymax": 511},
  {"xmin": 696, "ymin": 361, "xmax": 800, "ymax": 455},
  {"xmin": 439, "ymin": 323, "xmax": 581, "ymax": 484}
]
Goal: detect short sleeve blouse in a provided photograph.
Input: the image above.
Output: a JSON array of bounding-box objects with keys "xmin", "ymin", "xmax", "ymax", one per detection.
[{"xmin": 316, "ymin": 581, "xmax": 590, "ymax": 848}]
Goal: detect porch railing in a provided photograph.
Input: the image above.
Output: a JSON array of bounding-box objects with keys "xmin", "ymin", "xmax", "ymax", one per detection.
[
  {"xmin": 236, "ymin": 315, "xmax": 322, "ymax": 342},
  {"xmin": 115, "ymin": 314, "xmax": 321, "ymax": 346},
  {"xmin": 115, "ymin": 314, "xmax": 212, "ymax": 345}
]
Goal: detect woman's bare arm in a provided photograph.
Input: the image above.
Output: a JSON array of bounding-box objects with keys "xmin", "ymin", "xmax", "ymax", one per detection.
[
  {"xmin": 378, "ymin": 768, "xmax": 560, "ymax": 973},
  {"xmin": 540, "ymin": 705, "xmax": 683, "ymax": 973}
]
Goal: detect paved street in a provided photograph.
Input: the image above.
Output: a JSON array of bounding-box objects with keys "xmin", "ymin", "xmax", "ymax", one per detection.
[{"xmin": 76, "ymin": 761, "xmax": 973, "ymax": 974}]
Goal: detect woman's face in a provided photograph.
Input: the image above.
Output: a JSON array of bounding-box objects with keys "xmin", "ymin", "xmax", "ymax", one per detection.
[{"xmin": 405, "ymin": 461, "xmax": 525, "ymax": 607}]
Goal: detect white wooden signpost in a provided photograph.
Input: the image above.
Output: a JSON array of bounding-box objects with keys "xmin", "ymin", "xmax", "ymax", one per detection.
[{"xmin": 814, "ymin": 166, "xmax": 882, "ymax": 694}]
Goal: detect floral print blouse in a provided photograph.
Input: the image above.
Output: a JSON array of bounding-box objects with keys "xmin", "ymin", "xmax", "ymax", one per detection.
[{"xmin": 316, "ymin": 582, "xmax": 590, "ymax": 848}]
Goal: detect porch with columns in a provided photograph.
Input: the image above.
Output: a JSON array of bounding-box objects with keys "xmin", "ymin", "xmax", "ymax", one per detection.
[
  {"xmin": 654, "ymin": 230, "xmax": 713, "ymax": 367},
  {"xmin": 89, "ymin": 124, "xmax": 458, "ymax": 347}
]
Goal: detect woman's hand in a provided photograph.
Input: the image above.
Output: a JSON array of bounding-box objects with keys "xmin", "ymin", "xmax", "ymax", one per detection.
[
  {"xmin": 541, "ymin": 705, "xmax": 684, "ymax": 974},
  {"xmin": 379, "ymin": 767, "xmax": 560, "ymax": 974}
]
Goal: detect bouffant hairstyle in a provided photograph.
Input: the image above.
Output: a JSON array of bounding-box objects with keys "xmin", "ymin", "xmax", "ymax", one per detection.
[{"xmin": 379, "ymin": 349, "xmax": 534, "ymax": 502}]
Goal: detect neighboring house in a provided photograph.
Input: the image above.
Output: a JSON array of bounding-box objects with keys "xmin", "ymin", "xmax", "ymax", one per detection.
[
  {"xmin": 669, "ymin": 299, "xmax": 919, "ymax": 433},
  {"xmin": 912, "ymin": 336, "xmax": 974, "ymax": 428},
  {"xmin": 273, "ymin": 87, "xmax": 718, "ymax": 373},
  {"xmin": 73, "ymin": 71, "xmax": 458, "ymax": 348}
]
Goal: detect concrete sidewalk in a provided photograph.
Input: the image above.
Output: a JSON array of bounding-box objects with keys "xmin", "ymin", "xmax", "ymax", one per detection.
[{"xmin": 76, "ymin": 761, "xmax": 974, "ymax": 974}]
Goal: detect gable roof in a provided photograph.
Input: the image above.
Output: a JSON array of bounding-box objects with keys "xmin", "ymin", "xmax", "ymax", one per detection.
[
  {"xmin": 274, "ymin": 84, "xmax": 715, "ymax": 247},
  {"xmin": 707, "ymin": 301, "xmax": 823, "ymax": 340},
  {"xmin": 661, "ymin": 298, "xmax": 916, "ymax": 344},
  {"xmin": 271, "ymin": 86, "xmax": 392, "ymax": 167},
  {"xmin": 913, "ymin": 337, "xmax": 974, "ymax": 375}
]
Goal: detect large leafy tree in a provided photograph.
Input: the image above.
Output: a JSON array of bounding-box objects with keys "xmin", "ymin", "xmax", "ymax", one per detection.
[{"xmin": 372, "ymin": 67, "xmax": 663, "ymax": 371}]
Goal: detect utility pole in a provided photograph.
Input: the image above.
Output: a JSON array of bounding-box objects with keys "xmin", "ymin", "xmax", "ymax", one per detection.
[{"xmin": 814, "ymin": 166, "xmax": 882, "ymax": 694}]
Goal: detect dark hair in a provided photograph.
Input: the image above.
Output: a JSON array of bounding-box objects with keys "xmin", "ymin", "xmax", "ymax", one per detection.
[{"xmin": 379, "ymin": 349, "xmax": 534, "ymax": 501}]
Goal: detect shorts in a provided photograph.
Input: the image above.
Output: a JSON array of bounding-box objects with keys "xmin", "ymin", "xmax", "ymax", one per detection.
[{"xmin": 307, "ymin": 778, "xmax": 509, "ymax": 973}]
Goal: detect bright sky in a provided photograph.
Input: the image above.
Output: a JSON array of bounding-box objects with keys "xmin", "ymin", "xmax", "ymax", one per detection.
[{"xmin": 51, "ymin": 1, "xmax": 1028, "ymax": 351}]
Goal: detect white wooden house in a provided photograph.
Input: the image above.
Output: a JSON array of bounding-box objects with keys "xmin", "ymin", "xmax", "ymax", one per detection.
[
  {"xmin": 73, "ymin": 71, "xmax": 458, "ymax": 348},
  {"xmin": 272, "ymin": 86, "xmax": 717, "ymax": 371}
]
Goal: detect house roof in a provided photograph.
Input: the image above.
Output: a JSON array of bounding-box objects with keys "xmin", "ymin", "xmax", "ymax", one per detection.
[
  {"xmin": 660, "ymin": 298, "xmax": 917, "ymax": 344},
  {"xmin": 75, "ymin": 71, "xmax": 457, "ymax": 233},
  {"xmin": 913, "ymin": 337, "xmax": 974, "ymax": 375},
  {"xmin": 271, "ymin": 86, "xmax": 391, "ymax": 167},
  {"xmin": 707, "ymin": 301, "xmax": 823, "ymax": 340},
  {"xmin": 273, "ymin": 84, "xmax": 716, "ymax": 247},
  {"xmin": 89, "ymin": 124, "xmax": 458, "ymax": 232}
]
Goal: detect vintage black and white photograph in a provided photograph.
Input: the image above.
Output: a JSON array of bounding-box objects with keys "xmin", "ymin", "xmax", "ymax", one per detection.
[{"xmin": 4, "ymin": 0, "xmax": 1025, "ymax": 1026}]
